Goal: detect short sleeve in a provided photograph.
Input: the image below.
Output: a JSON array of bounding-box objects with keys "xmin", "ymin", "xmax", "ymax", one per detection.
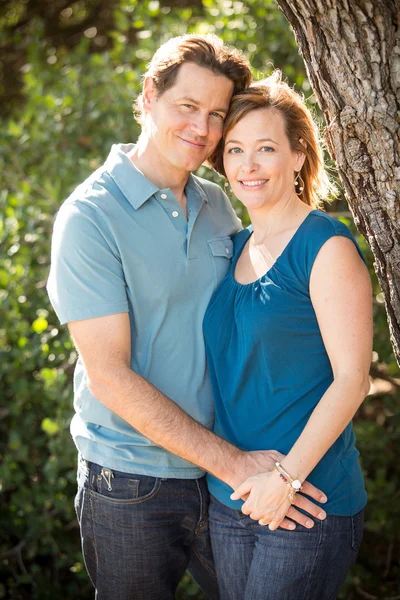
[
  {"xmin": 303, "ymin": 213, "xmax": 366, "ymax": 282},
  {"xmin": 331, "ymin": 219, "xmax": 366, "ymax": 264},
  {"xmin": 47, "ymin": 202, "xmax": 129, "ymax": 325}
]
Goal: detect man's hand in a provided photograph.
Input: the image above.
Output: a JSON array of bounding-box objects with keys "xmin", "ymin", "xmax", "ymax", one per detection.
[
  {"xmin": 230, "ymin": 450, "xmax": 328, "ymax": 531},
  {"xmin": 227, "ymin": 449, "xmax": 284, "ymax": 490},
  {"xmin": 67, "ymin": 314, "xmax": 327, "ymax": 531}
]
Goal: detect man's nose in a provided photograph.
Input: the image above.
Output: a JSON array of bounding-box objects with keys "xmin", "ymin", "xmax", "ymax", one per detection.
[{"xmin": 190, "ymin": 113, "xmax": 209, "ymax": 137}]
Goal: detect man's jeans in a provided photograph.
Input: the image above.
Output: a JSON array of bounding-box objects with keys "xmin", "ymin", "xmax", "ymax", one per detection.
[
  {"xmin": 209, "ymin": 495, "xmax": 364, "ymax": 600},
  {"xmin": 75, "ymin": 456, "xmax": 219, "ymax": 599}
]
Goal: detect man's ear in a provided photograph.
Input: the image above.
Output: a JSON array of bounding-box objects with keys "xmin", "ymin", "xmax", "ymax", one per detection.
[{"xmin": 142, "ymin": 76, "xmax": 158, "ymax": 112}]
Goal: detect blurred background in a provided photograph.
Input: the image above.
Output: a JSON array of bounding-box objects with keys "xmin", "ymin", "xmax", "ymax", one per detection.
[{"xmin": 0, "ymin": 0, "xmax": 399, "ymax": 598}]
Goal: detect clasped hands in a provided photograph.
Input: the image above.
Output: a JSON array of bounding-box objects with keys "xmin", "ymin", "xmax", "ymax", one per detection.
[{"xmin": 232, "ymin": 450, "xmax": 327, "ymax": 531}]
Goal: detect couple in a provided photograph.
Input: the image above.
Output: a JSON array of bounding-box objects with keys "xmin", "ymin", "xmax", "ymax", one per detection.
[{"xmin": 47, "ymin": 34, "xmax": 372, "ymax": 600}]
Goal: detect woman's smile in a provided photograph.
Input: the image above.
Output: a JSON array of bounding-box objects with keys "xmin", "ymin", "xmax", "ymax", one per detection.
[
  {"xmin": 223, "ymin": 108, "xmax": 305, "ymax": 212},
  {"xmin": 238, "ymin": 179, "xmax": 269, "ymax": 189}
]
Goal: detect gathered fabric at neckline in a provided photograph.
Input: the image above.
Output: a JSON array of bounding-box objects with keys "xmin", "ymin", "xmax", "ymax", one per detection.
[{"xmin": 231, "ymin": 209, "xmax": 318, "ymax": 288}]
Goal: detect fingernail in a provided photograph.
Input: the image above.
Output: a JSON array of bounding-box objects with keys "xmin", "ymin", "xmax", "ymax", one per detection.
[
  {"xmin": 320, "ymin": 496, "xmax": 327, "ymax": 503},
  {"xmin": 288, "ymin": 523, "xmax": 296, "ymax": 530},
  {"xmin": 306, "ymin": 520, "xmax": 314, "ymax": 528},
  {"xmin": 318, "ymin": 512, "xmax": 326, "ymax": 520}
]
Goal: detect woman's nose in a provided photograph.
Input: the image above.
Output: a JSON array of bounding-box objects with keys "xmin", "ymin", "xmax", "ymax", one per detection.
[{"xmin": 241, "ymin": 155, "xmax": 258, "ymax": 173}]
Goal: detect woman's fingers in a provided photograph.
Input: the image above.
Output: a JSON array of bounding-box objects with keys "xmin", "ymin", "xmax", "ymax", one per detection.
[
  {"xmin": 241, "ymin": 501, "xmax": 251, "ymax": 515},
  {"xmin": 230, "ymin": 479, "xmax": 254, "ymax": 501},
  {"xmin": 267, "ymin": 506, "xmax": 289, "ymax": 531}
]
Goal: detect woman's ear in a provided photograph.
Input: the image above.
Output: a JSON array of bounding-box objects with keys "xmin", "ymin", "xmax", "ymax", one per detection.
[{"xmin": 295, "ymin": 138, "xmax": 306, "ymax": 170}]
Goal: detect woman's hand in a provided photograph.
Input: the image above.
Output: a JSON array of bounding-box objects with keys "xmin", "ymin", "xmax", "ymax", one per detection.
[{"xmin": 231, "ymin": 469, "xmax": 293, "ymax": 530}]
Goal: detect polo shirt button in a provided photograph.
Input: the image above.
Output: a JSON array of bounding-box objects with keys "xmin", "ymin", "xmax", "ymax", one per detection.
[
  {"xmin": 161, "ymin": 193, "xmax": 167, "ymax": 199},
  {"xmin": 225, "ymin": 247, "xmax": 230, "ymax": 254},
  {"xmin": 172, "ymin": 211, "xmax": 179, "ymax": 218}
]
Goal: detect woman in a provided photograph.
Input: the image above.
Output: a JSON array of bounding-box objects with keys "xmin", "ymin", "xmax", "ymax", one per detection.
[{"xmin": 203, "ymin": 72, "xmax": 372, "ymax": 600}]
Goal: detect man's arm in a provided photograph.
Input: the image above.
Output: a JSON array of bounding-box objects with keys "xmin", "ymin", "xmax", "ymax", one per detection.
[{"xmin": 68, "ymin": 312, "xmax": 328, "ymax": 529}]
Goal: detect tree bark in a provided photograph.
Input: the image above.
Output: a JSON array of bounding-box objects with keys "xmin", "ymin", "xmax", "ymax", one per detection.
[{"xmin": 276, "ymin": 0, "xmax": 400, "ymax": 365}]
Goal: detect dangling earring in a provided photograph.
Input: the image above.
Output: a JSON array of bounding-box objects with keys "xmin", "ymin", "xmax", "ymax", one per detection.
[
  {"xmin": 224, "ymin": 180, "xmax": 231, "ymax": 197},
  {"xmin": 294, "ymin": 172, "xmax": 304, "ymax": 195}
]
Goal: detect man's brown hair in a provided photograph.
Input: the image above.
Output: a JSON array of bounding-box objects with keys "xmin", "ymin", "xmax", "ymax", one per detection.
[{"xmin": 134, "ymin": 34, "xmax": 252, "ymax": 124}]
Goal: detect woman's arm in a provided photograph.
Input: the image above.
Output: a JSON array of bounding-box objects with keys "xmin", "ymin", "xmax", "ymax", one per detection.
[
  {"xmin": 68, "ymin": 313, "xmax": 327, "ymax": 529},
  {"xmin": 232, "ymin": 235, "xmax": 373, "ymax": 528}
]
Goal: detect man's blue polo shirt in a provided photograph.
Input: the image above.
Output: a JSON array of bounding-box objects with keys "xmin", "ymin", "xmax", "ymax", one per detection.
[{"xmin": 47, "ymin": 143, "xmax": 241, "ymax": 478}]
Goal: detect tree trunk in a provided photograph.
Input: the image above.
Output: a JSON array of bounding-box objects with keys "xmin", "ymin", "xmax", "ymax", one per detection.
[{"xmin": 276, "ymin": 0, "xmax": 400, "ymax": 365}]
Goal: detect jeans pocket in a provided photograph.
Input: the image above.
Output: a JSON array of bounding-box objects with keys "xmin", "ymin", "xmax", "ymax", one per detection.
[
  {"xmin": 90, "ymin": 467, "xmax": 162, "ymax": 505},
  {"xmin": 351, "ymin": 509, "xmax": 365, "ymax": 552}
]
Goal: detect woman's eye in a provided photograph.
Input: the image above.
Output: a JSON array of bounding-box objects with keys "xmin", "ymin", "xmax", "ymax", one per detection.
[
  {"xmin": 260, "ymin": 146, "xmax": 274, "ymax": 152},
  {"xmin": 227, "ymin": 147, "xmax": 242, "ymax": 154}
]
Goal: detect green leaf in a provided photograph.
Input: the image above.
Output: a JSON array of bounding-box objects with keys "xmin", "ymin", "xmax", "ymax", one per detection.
[
  {"xmin": 32, "ymin": 316, "xmax": 48, "ymax": 333},
  {"xmin": 41, "ymin": 418, "xmax": 60, "ymax": 436}
]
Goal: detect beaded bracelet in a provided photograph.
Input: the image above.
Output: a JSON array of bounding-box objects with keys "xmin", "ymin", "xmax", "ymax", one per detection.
[{"xmin": 274, "ymin": 462, "xmax": 303, "ymax": 504}]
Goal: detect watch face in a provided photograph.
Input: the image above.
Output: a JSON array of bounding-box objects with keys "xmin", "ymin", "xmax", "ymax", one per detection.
[{"xmin": 292, "ymin": 479, "xmax": 302, "ymax": 490}]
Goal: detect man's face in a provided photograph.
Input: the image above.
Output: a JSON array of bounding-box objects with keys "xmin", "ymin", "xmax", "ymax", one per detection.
[{"xmin": 143, "ymin": 62, "xmax": 234, "ymax": 175}]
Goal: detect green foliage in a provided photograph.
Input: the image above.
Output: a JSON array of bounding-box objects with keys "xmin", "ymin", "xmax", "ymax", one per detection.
[{"xmin": 1, "ymin": 1, "xmax": 398, "ymax": 598}]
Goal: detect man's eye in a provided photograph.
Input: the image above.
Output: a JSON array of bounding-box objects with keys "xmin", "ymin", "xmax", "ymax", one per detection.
[
  {"xmin": 182, "ymin": 104, "xmax": 195, "ymax": 110},
  {"xmin": 210, "ymin": 112, "xmax": 224, "ymax": 120}
]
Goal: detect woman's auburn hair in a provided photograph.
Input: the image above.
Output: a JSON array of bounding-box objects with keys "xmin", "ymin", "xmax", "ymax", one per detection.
[{"xmin": 208, "ymin": 71, "xmax": 332, "ymax": 209}]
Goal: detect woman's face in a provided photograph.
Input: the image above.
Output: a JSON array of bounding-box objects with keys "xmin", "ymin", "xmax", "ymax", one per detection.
[{"xmin": 223, "ymin": 108, "xmax": 305, "ymax": 211}]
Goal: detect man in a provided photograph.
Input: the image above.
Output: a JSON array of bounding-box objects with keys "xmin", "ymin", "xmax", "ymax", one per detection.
[{"xmin": 47, "ymin": 34, "xmax": 327, "ymax": 599}]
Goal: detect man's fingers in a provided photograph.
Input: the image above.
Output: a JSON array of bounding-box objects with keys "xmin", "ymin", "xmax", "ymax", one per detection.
[
  {"xmin": 275, "ymin": 517, "xmax": 296, "ymax": 531},
  {"xmin": 300, "ymin": 481, "xmax": 327, "ymax": 504},
  {"xmin": 286, "ymin": 506, "xmax": 316, "ymax": 529},
  {"xmin": 294, "ymin": 493, "xmax": 327, "ymax": 521}
]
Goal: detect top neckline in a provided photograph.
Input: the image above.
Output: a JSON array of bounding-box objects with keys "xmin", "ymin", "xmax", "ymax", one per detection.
[{"xmin": 231, "ymin": 209, "xmax": 318, "ymax": 287}]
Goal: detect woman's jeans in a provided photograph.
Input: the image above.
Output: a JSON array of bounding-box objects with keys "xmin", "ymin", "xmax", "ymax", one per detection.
[
  {"xmin": 209, "ymin": 495, "xmax": 364, "ymax": 600},
  {"xmin": 74, "ymin": 456, "xmax": 219, "ymax": 599}
]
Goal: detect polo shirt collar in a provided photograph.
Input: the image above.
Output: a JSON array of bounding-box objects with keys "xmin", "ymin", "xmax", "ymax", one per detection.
[
  {"xmin": 105, "ymin": 143, "xmax": 209, "ymax": 209},
  {"xmin": 185, "ymin": 173, "xmax": 209, "ymax": 205},
  {"xmin": 105, "ymin": 143, "xmax": 159, "ymax": 210}
]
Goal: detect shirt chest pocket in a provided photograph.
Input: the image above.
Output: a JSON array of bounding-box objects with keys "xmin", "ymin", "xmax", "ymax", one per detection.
[{"xmin": 207, "ymin": 237, "xmax": 234, "ymax": 285}]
